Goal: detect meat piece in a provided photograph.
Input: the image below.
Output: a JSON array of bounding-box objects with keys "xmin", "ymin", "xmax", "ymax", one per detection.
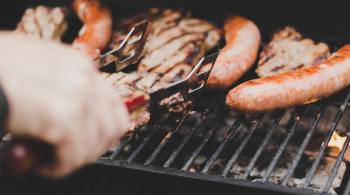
[
  {"xmin": 104, "ymin": 70, "xmax": 193, "ymax": 127},
  {"xmin": 135, "ymin": 73, "xmax": 160, "ymax": 92},
  {"xmin": 159, "ymin": 93, "xmax": 192, "ymax": 113},
  {"xmin": 139, "ymin": 33, "xmax": 206, "ymax": 72},
  {"xmin": 226, "ymin": 45, "xmax": 350, "ymax": 113},
  {"xmin": 15, "ymin": 6, "xmax": 67, "ymax": 40},
  {"xmin": 72, "ymin": 0, "xmax": 113, "ymax": 60},
  {"xmin": 129, "ymin": 107, "xmax": 150, "ymax": 130},
  {"xmin": 111, "ymin": 9, "xmax": 222, "ymax": 83},
  {"xmin": 103, "ymin": 72, "xmax": 161, "ymax": 127},
  {"xmin": 206, "ymin": 16, "xmax": 261, "ymax": 89},
  {"xmin": 257, "ymin": 26, "xmax": 330, "ymax": 77},
  {"xmin": 160, "ymin": 64, "xmax": 193, "ymax": 83}
]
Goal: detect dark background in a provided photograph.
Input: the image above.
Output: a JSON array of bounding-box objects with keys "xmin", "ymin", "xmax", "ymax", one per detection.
[
  {"xmin": 1, "ymin": 0, "xmax": 350, "ymax": 36},
  {"xmin": 0, "ymin": 0, "xmax": 349, "ymax": 194}
]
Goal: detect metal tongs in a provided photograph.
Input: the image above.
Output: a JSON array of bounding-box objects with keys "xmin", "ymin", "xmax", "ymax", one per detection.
[
  {"xmin": 1, "ymin": 19, "xmax": 220, "ymax": 177},
  {"xmin": 148, "ymin": 51, "xmax": 220, "ymax": 118},
  {"xmin": 1, "ymin": 21, "xmax": 152, "ymax": 177},
  {"xmin": 96, "ymin": 20, "xmax": 151, "ymax": 72}
]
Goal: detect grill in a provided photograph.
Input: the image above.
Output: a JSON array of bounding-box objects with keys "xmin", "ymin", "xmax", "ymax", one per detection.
[
  {"xmin": 97, "ymin": 75, "xmax": 350, "ymax": 195},
  {"xmin": 2, "ymin": 0, "xmax": 350, "ymax": 194}
]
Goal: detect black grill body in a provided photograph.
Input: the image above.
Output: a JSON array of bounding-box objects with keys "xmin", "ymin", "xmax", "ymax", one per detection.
[{"xmin": 2, "ymin": 1, "xmax": 350, "ymax": 195}]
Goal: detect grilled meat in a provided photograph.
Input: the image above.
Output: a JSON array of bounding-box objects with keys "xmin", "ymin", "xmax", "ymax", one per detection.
[
  {"xmin": 206, "ymin": 16, "xmax": 261, "ymax": 89},
  {"xmin": 227, "ymin": 45, "xmax": 350, "ymax": 113},
  {"xmin": 256, "ymin": 26, "xmax": 330, "ymax": 77},
  {"xmin": 111, "ymin": 9, "xmax": 222, "ymax": 83},
  {"xmin": 102, "ymin": 71, "xmax": 193, "ymax": 127},
  {"xmin": 15, "ymin": 6, "xmax": 68, "ymax": 41},
  {"xmin": 102, "ymin": 72, "xmax": 163, "ymax": 127},
  {"xmin": 72, "ymin": 0, "xmax": 113, "ymax": 60},
  {"xmin": 159, "ymin": 93, "xmax": 192, "ymax": 113}
]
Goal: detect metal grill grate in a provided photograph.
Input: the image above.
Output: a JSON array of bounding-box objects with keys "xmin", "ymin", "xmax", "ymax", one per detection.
[
  {"xmin": 97, "ymin": 35, "xmax": 350, "ymax": 195},
  {"xmin": 97, "ymin": 86, "xmax": 350, "ymax": 195},
  {"xmin": 0, "ymin": 31, "xmax": 349, "ymax": 195}
]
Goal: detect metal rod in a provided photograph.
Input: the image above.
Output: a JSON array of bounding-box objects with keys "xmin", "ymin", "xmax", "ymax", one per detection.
[
  {"xmin": 144, "ymin": 113, "xmax": 190, "ymax": 165},
  {"xmin": 221, "ymin": 117, "xmax": 263, "ymax": 177},
  {"xmin": 242, "ymin": 111, "xmax": 285, "ymax": 180},
  {"xmin": 180, "ymin": 104, "xmax": 227, "ymax": 171},
  {"xmin": 180, "ymin": 106, "xmax": 227, "ymax": 171},
  {"xmin": 201, "ymin": 117, "xmax": 242, "ymax": 174},
  {"xmin": 302, "ymin": 90, "xmax": 350, "ymax": 188},
  {"xmin": 322, "ymin": 136, "xmax": 350, "ymax": 193},
  {"xmin": 126, "ymin": 113, "xmax": 170, "ymax": 163},
  {"xmin": 162, "ymin": 96, "xmax": 223, "ymax": 168},
  {"xmin": 181, "ymin": 129, "xmax": 216, "ymax": 171},
  {"xmin": 109, "ymin": 126, "xmax": 145, "ymax": 160},
  {"xmin": 109, "ymin": 138, "xmax": 130, "ymax": 160},
  {"xmin": 344, "ymin": 174, "xmax": 350, "ymax": 195},
  {"xmin": 281, "ymin": 105, "xmax": 327, "ymax": 186},
  {"xmin": 262, "ymin": 109, "xmax": 305, "ymax": 182}
]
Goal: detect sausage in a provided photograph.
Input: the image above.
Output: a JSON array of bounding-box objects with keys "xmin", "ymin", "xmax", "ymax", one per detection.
[
  {"xmin": 226, "ymin": 45, "xmax": 350, "ymax": 113},
  {"xmin": 72, "ymin": 0, "xmax": 112, "ymax": 60},
  {"xmin": 206, "ymin": 16, "xmax": 261, "ymax": 89}
]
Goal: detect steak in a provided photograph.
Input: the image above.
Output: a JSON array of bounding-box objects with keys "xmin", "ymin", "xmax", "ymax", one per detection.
[
  {"xmin": 102, "ymin": 71, "xmax": 167, "ymax": 128},
  {"xmin": 256, "ymin": 26, "xmax": 330, "ymax": 77},
  {"xmin": 102, "ymin": 71, "xmax": 192, "ymax": 128},
  {"xmin": 111, "ymin": 9, "xmax": 222, "ymax": 83},
  {"xmin": 15, "ymin": 6, "xmax": 68, "ymax": 41}
]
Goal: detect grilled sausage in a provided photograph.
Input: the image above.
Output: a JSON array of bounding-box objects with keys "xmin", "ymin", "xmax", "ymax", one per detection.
[
  {"xmin": 226, "ymin": 45, "xmax": 350, "ymax": 113},
  {"xmin": 206, "ymin": 16, "xmax": 261, "ymax": 89},
  {"xmin": 72, "ymin": 0, "xmax": 112, "ymax": 60}
]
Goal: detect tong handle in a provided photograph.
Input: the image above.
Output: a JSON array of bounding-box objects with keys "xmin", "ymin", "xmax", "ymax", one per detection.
[{"xmin": 1, "ymin": 138, "xmax": 54, "ymax": 176}]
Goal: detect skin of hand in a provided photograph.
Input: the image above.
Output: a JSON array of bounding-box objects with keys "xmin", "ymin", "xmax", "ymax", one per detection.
[{"xmin": 0, "ymin": 32, "xmax": 130, "ymax": 178}]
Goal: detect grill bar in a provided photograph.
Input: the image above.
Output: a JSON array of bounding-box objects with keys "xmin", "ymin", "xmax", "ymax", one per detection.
[
  {"xmin": 201, "ymin": 116, "xmax": 242, "ymax": 173},
  {"xmin": 323, "ymin": 136, "xmax": 350, "ymax": 193},
  {"xmin": 303, "ymin": 89, "xmax": 350, "ymax": 188},
  {"xmin": 109, "ymin": 128, "xmax": 140, "ymax": 160},
  {"xmin": 344, "ymin": 176, "xmax": 350, "ymax": 195},
  {"xmin": 109, "ymin": 138, "xmax": 130, "ymax": 160},
  {"xmin": 144, "ymin": 113, "xmax": 190, "ymax": 165},
  {"xmin": 221, "ymin": 117, "xmax": 263, "ymax": 177},
  {"xmin": 162, "ymin": 96, "xmax": 223, "ymax": 168},
  {"xmin": 181, "ymin": 129, "xmax": 215, "ymax": 171},
  {"xmin": 242, "ymin": 111, "xmax": 285, "ymax": 180},
  {"xmin": 262, "ymin": 108, "xmax": 305, "ymax": 182},
  {"xmin": 281, "ymin": 105, "xmax": 327, "ymax": 186},
  {"xmin": 127, "ymin": 113, "xmax": 171, "ymax": 163}
]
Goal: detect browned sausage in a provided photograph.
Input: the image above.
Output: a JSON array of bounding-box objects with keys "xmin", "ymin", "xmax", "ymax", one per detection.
[
  {"xmin": 226, "ymin": 45, "xmax": 350, "ymax": 113},
  {"xmin": 72, "ymin": 0, "xmax": 112, "ymax": 60},
  {"xmin": 206, "ymin": 16, "xmax": 260, "ymax": 89}
]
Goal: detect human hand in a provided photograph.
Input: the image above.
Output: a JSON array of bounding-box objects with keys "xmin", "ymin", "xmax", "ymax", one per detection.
[{"xmin": 0, "ymin": 32, "xmax": 130, "ymax": 178}]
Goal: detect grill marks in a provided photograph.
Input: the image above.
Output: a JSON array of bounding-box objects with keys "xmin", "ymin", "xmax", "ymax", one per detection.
[
  {"xmin": 139, "ymin": 13, "xmax": 222, "ymax": 80},
  {"xmin": 151, "ymin": 10, "xmax": 183, "ymax": 36},
  {"xmin": 111, "ymin": 9, "xmax": 222, "ymax": 83},
  {"xmin": 151, "ymin": 42, "xmax": 203, "ymax": 74},
  {"xmin": 256, "ymin": 26, "xmax": 330, "ymax": 77},
  {"xmin": 103, "ymin": 71, "xmax": 171, "ymax": 98},
  {"xmin": 138, "ymin": 33, "xmax": 204, "ymax": 72},
  {"xmin": 139, "ymin": 33, "xmax": 206, "ymax": 72}
]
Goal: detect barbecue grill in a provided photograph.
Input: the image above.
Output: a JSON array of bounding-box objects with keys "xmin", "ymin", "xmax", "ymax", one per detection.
[{"xmin": 2, "ymin": 0, "xmax": 350, "ymax": 194}]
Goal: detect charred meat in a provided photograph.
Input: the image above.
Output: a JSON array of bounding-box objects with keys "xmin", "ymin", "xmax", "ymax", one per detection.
[
  {"xmin": 111, "ymin": 9, "xmax": 222, "ymax": 83},
  {"xmin": 256, "ymin": 26, "xmax": 330, "ymax": 77}
]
